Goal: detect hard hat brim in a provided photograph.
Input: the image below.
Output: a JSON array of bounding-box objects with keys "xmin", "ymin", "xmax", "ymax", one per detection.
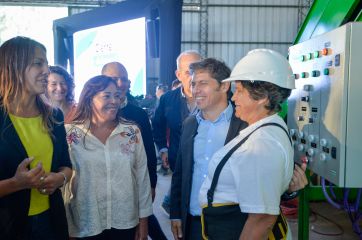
[{"xmin": 222, "ymin": 73, "xmax": 295, "ymax": 89}]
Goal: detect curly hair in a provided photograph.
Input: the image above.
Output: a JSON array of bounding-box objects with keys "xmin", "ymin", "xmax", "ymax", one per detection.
[
  {"xmin": 48, "ymin": 65, "xmax": 75, "ymax": 104},
  {"xmin": 241, "ymin": 81, "xmax": 291, "ymax": 113}
]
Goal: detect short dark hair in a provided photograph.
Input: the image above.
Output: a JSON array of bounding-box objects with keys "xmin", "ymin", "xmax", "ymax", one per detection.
[
  {"xmin": 49, "ymin": 65, "xmax": 75, "ymax": 104},
  {"xmin": 157, "ymin": 84, "xmax": 168, "ymax": 93},
  {"xmin": 189, "ymin": 58, "xmax": 231, "ymax": 84},
  {"xmin": 240, "ymin": 81, "xmax": 292, "ymax": 113}
]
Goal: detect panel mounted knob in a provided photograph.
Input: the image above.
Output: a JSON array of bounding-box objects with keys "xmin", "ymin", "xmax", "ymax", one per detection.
[
  {"xmin": 308, "ymin": 135, "xmax": 315, "ymax": 142},
  {"xmin": 289, "ymin": 129, "xmax": 296, "ymax": 136},
  {"xmin": 298, "ymin": 131, "xmax": 304, "ymax": 138},
  {"xmin": 297, "ymin": 144, "xmax": 305, "ymax": 152},
  {"xmin": 320, "ymin": 138, "xmax": 328, "ymax": 147},
  {"xmin": 307, "ymin": 148, "xmax": 315, "ymax": 156},
  {"xmin": 320, "ymin": 153, "xmax": 329, "ymax": 161}
]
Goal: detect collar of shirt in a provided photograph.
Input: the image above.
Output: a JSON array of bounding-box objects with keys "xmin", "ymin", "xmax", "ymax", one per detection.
[
  {"xmin": 180, "ymin": 86, "xmax": 186, "ymax": 98},
  {"xmin": 120, "ymin": 97, "xmax": 128, "ymax": 109},
  {"xmin": 180, "ymin": 87, "xmax": 198, "ymax": 114},
  {"xmin": 73, "ymin": 120, "xmax": 126, "ymax": 139},
  {"xmin": 196, "ymin": 102, "xmax": 233, "ymax": 124}
]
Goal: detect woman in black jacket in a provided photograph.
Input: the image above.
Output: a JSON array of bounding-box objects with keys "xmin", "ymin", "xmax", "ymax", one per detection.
[{"xmin": 0, "ymin": 36, "xmax": 72, "ymax": 240}]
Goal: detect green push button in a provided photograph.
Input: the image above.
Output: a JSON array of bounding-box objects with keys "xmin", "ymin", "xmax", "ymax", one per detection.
[
  {"xmin": 324, "ymin": 68, "xmax": 329, "ymax": 75},
  {"xmin": 306, "ymin": 53, "xmax": 312, "ymax": 60},
  {"xmin": 314, "ymin": 51, "xmax": 319, "ymax": 58},
  {"xmin": 299, "ymin": 55, "xmax": 305, "ymax": 62}
]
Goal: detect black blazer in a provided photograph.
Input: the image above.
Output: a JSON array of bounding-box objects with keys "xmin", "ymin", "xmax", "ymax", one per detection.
[
  {"xmin": 0, "ymin": 107, "xmax": 72, "ymax": 240},
  {"xmin": 152, "ymin": 88, "xmax": 190, "ymax": 171},
  {"xmin": 120, "ymin": 103, "xmax": 157, "ymax": 188},
  {"xmin": 170, "ymin": 111, "xmax": 248, "ymax": 235}
]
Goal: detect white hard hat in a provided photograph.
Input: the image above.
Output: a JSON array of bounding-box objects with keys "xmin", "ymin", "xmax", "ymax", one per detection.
[{"xmin": 223, "ymin": 49, "xmax": 295, "ymax": 89}]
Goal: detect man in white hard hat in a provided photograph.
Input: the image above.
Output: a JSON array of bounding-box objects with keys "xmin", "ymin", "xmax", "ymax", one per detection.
[{"xmin": 198, "ymin": 49, "xmax": 297, "ymax": 239}]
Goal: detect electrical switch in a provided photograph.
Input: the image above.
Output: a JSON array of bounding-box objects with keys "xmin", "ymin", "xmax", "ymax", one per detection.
[
  {"xmin": 307, "ymin": 148, "xmax": 315, "ymax": 156},
  {"xmin": 320, "ymin": 138, "xmax": 328, "ymax": 147},
  {"xmin": 322, "ymin": 48, "xmax": 328, "ymax": 56},
  {"xmin": 301, "ymin": 96, "xmax": 309, "ymax": 102},
  {"xmin": 311, "ymin": 70, "xmax": 320, "ymax": 77},
  {"xmin": 320, "ymin": 153, "xmax": 329, "ymax": 161},
  {"xmin": 323, "ymin": 68, "xmax": 329, "ymax": 75},
  {"xmin": 297, "ymin": 144, "xmax": 305, "ymax": 152},
  {"xmin": 314, "ymin": 51, "xmax": 320, "ymax": 58}
]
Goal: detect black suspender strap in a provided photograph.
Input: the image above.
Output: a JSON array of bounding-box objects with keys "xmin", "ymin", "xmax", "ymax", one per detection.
[{"xmin": 206, "ymin": 122, "xmax": 291, "ymax": 206}]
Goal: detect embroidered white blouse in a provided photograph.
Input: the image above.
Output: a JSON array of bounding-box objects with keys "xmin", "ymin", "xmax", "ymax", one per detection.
[{"xmin": 64, "ymin": 122, "xmax": 153, "ymax": 237}]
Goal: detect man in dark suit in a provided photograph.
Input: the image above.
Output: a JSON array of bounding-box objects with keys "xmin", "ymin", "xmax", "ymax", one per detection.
[
  {"xmin": 170, "ymin": 58, "xmax": 308, "ymax": 239},
  {"xmin": 153, "ymin": 50, "xmax": 202, "ymax": 172},
  {"xmin": 102, "ymin": 62, "xmax": 167, "ymax": 240},
  {"xmin": 170, "ymin": 58, "xmax": 239, "ymax": 240},
  {"xmin": 152, "ymin": 50, "xmax": 202, "ymax": 215}
]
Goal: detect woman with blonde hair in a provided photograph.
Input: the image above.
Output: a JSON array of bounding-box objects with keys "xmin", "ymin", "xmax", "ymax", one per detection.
[{"xmin": 0, "ymin": 36, "xmax": 72, "ymax": 239}]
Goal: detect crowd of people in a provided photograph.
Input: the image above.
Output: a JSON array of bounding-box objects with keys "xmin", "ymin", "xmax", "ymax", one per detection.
[{"xmin": 0, "ymin": 35, "xmax": 308, "ymax": 240}]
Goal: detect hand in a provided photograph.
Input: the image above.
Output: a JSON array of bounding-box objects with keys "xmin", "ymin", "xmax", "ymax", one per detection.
[
  {"xmin": 134, "ymin": 217, "xmax": 148, "ymax": 240},
  {"xmin": 288, "ymin": 163, "xmax": 308, "ymax": 193},
  {"xmin": 38, "ymin": 172, "xmax": 64, "ymax": 195},
  {"xmin": 161, "ymin": 152, "xmax": 169, "ymax": 168},
  {"xmin": 151, "ymin": 188, "xmax": 156, "ymax": 202},
  {"xmin": 13, "ymin": 157, "xmax": 45, "ymax": 190},
  {"xmin": 171, "ymin": 220, "xmax": 183, "ymax": 240}
]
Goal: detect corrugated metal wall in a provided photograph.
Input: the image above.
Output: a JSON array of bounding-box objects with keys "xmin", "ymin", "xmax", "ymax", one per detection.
[{"xmin": 182, "ymin": 0, "xmax": 301, "ymax": 68}]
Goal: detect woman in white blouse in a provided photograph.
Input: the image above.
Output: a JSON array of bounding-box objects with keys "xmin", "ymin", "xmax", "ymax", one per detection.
[
  {"xmin": 64, "ymin": 75, "xmax": 152, "ymax": 240},
  {"xmin": 199, "ymin": 49, "xmax": 295, "ymax": 239}
]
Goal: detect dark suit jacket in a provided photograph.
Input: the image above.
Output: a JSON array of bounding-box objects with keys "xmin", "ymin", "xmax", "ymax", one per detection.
[
  {"xmin": 170, "ymin": 111, "xmax": 248, "ymax": 235},
  {"xmin": 0, "ymin": 107, "xmax": 72, "ymax": 240},
  {"xmin": 120, "ymin": 102, "xmax": 157, "ymax": 188},
  {"xmin": 152, "ymin": 88, "xmax": 190, "ymax": 171}
]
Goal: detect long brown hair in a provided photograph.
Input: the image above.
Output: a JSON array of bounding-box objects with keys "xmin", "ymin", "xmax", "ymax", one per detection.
[{"xmin": 0, "ymin": 36, "xmax": 53, "ymax": 133}]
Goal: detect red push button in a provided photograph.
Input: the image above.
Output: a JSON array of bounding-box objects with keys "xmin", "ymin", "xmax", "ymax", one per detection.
[{"xmin": 322, "ymin": 48, "xmax": 328, "ymax": 56}]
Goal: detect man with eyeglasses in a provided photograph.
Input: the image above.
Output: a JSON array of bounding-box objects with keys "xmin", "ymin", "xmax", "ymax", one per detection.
[{"xmin": 102, "ymin": 62, "xmax": 167, "ymax": 240}]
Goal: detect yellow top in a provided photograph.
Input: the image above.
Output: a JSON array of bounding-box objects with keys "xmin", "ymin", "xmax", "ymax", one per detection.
[{"xmin": 9, "ymin": 114, "xmax": 53, "ymax": 216}]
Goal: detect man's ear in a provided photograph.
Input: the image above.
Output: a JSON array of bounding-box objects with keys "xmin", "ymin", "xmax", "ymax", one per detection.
[
  {"xmin": 221, "ymin": 82, "xmax": 230, "ymax": 93},
  {"xmin": 175, "ymin": 69, "xmax": 181, "ymax": 80}
]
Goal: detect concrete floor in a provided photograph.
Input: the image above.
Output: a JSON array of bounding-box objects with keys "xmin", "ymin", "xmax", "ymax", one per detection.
[{"xmin": 152, "ymin": 171, "xmax": 361, "ymax": 240}]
